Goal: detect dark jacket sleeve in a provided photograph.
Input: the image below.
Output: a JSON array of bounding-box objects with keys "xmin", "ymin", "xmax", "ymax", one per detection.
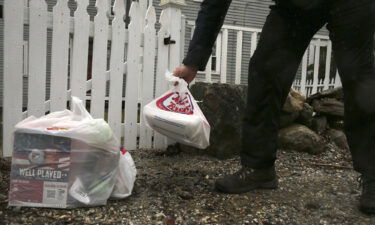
[{"xmin": 183, "ymin": 0, "xmax": 232, "ymax": 71}]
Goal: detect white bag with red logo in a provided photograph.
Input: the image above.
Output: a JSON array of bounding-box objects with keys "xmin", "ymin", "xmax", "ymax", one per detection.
[
  {"xmin": 9, "ymin": 97, "xmax": 136, "ymax": 208},
  {"xmin": 143, "ymin": 72, "xmax": 210, "ymax": 149}
]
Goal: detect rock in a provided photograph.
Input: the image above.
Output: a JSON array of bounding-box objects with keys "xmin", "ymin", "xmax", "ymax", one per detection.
[
  {"xmin": 311, "ymin": 115, "xmax": 328, "ymax": 134},
  {"xmin": 0, "ymin": 194, "xmax": 6, "ymax": 201},
  {"xmin": 297, "ymin": 103, "xmax": 314, "ymax": 127},
  {"xmin": 187, "ymin": 82, "xmax": 247, "ymax": 159},
  {"xmin": 177, "ymin": 190, "xmax": 193, "ymax": 200},
  {"xmin": 328, "ymin": 119, "xmax": 345, "ymax": 131},
  {"xmin": 307, "ymin": 87, "xmax": 344, "ymax": 104},
  {"xmin": 280, "ymin": 112, "xmax": 300, "ymax": 128},
  {"xmin": 278, "ymin": 124, "xmax": 326, "ymax": 154},
  {"xmin": 324, "ymin": 129, "xmax": 349, "ymax": 150},
  {"xmin": 312, "ymin": 98, "xmax": 344, "ymax": 117},
  {"xmin": 165, "ymin": 143, "xmax": 182, "ymax": 156},
  {"xmin": 282, "ymin": 88, "xmax": 305, "ymax": 113}
]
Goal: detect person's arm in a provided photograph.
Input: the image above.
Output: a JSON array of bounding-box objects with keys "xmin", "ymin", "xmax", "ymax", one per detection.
[{"xmin": 183, "ymin": 0, "xmax": 232, "ymax": 71}]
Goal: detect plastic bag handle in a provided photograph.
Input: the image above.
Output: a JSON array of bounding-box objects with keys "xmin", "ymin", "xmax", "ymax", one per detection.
[
  {"xmin": 71, "ymin": 96, "xmax": 93, "ymax": 120},
  {"xmin": 165, "ymin": 71, "xmax": 188, "ymax": 94}
]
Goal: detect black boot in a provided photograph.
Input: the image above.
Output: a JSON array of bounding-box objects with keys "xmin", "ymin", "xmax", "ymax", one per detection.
[
  {"xmin": 359, "ymin": 176, "xmax": 375, "ymax": 214},
  {"xmin": 215, "ymin": 166, "xmax": 278, "ymax": 194}
]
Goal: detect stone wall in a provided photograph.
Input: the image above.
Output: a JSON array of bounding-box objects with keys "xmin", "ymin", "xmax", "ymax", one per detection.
[{"xmin": 174, "ymin": 83, "xmax": 347, "ymax": 159}]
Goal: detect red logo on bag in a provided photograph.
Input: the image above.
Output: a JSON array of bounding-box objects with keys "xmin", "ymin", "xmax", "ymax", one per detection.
[{"xmin": 156, "ymin": 92, "xmax": 194, "ymax": 115}]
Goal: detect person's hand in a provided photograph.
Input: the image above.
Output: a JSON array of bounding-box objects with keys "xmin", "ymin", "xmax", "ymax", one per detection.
[{"xmin": 173, "ymin": 65, "xmax": 198, "ymax": 84}]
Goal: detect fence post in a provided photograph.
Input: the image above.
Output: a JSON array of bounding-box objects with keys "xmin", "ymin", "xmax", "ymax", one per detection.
[{"xmin": 153, "ymin": 0, "xmax": 186, "ymax": 149}]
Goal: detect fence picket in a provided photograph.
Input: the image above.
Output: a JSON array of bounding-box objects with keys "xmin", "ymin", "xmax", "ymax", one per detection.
[
  {"xmin": 139, "ymin": 5, "xmax": 156, "ymax": 149},
  {"xmin": 235, "ymin": 30, "xmax": 243, "ymax": 84},
  {"xmin": 50, "ymin": 0, "xmax": 70, "ymax": 112},
  {"xmin": 215, "ymin": 33, "xmax": 222, "ymax": 75},
  {"xmin": 300, "ymin": 52, "xmax": 308, "ymax": 95},
  {"xmin": 153, "ymin": 10, "xmax": 170, "ymax": 149},
  {"xmin": 70, "ymin": 0, "xmax": 90, "ymax": 101},
  {"xmin": 220, "ymin": 29, "xmax": 228, "ymax": 83},
  {"xmin": 168, "ymin": 7, "xmax": 182, "ymax": 70},
  {"xmin": 180, "ymin": 15, "xmax": 186, "ymax": 63},
  {"xmin": 205, "ymin": 56, "xmax": 212, "ymax": 83},
  {"xmin": 323, "ymin": 41, "xmax": 332, "ymax": 90},
  {"xmin": 334, "ymin": 70, "xmax": 342, "ymax": 88},
  {"xmin": 28, "ymin": 0, "xmax": 47, "ymax": 117},
  {"xmin": 124, "ymin": 1, "xmax": 141, "ymax": 150},
  {"xmin": 108, "ymin": 0, "xmax": 126, "ymax": 141},
  {"xmin": 3, "ymin": 0, "xmax": 25, "ymax": 157},
  {"xmin": 312, "ymin": 40, "xmax": 321, "ymax": 94},
  {"xmin": 250, "ymin": 32, "xmax": 257, "ymax": 56},
  {"xmin": 90, "ymin": 0, "xmax": 110, "ymax": 118}
]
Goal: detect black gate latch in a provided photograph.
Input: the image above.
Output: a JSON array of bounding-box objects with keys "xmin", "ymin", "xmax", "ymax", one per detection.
[{"xmin": 164, "ymin": 36, "xmax": 176, "ymax": 45}]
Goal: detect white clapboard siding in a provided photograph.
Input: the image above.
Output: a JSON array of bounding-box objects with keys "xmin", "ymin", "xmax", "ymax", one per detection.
[
  {"xmin": 124, "ymin": 1, "xmax": 141, "ymax": 150},
  {"xmin": 312, "ymin": 39, "xmax": 321, "ymax": 94},
  {"xmin": 70, "ymin": 0, "xmax": 90, "ymax": 101},
  {"xmin": 235, "ymin": 30, "xmax": 243, "ymax": 84},
  {"xmin": 108, "ymin": 0, "xmax": 126, "ymax": 141},
  {"xmin": 50, "ymin": 0, "xmax": 70, "ymax": 112},
  {"xmin": 220, "ymin": 29, "xmax": 228, "ymax": 83},
  {"xmin": 139, "ymin": 5, "xmax": 156, "ymax": 149},
  {"xmin": 3, "ymin": 0, "xmax": 25, "ymax": 157},
  {"xmin": 90, "ymin": 0, "xmax": 110, "ymax": 118},
  {"xmin": 28, "ymin": 0, "xmax": 47, "ymax": 117},
  {"xmin": 153, "ymin": 9, "xmax": 170, "ymax": 149}
]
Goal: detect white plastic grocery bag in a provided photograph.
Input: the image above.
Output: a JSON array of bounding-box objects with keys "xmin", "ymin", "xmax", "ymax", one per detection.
[
  {"xmin": 110, "ymin": 147, "xmax": 137, "ymax": 199},
  {"xmin": 8, "ymin": 97, "xmax": 136, "ymax": 208},
  {"xmin": 143, "ymin": 72, "xmax": 210, "ymax": 149}
]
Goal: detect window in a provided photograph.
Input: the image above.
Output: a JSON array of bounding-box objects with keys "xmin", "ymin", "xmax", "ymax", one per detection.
[{"xmin": 211, "ymin": 42, "xmax": 220, "ymax": 74}]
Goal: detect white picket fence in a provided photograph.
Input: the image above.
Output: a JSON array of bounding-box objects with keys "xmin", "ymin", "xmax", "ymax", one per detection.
[
  {"xmin": 292, "ymin": 38, "xmax": 342, "ymax": 96},
  {"xmin": 187, "ymin": 22, "xmax": 342, "ymax": 97},
  {"xmin": 2, "ymin": 0, "xmax": 185, "ymax": 157},
  {"xmin": 2, "ymin": 0, "xmax": 343, "ymax": 157}
]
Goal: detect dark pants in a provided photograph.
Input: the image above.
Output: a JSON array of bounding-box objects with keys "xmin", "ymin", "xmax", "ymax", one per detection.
[{"xmin": 241, "ymin": 0, "xmax": 375, "ymax": 176}]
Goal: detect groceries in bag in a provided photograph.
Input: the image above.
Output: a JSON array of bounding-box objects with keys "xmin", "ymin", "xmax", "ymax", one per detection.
[
  {"xmin": 143, "ymin": 72, "xmax": 210, "ymax": 149},
  {"xmin": 8, "ymin": 97, "xmax": 136, "ymax": 208}
]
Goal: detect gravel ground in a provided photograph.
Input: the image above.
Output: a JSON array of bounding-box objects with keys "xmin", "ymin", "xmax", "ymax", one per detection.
[{"xmin": 1, "ymin": 145, "xmax": 375, "ymax": 225}]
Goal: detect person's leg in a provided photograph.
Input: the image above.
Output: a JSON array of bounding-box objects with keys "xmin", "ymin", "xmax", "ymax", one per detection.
[
  {"xmin": 241, "ymin": 3, "xmax": 328, "ymax": 168},
  {"xmin": 327, "ymin": 0, "xmax": 375, "ymax": 214},
  {"xmin": 216, "ymin": 2, "xmax": 329, "ymax": 193}
]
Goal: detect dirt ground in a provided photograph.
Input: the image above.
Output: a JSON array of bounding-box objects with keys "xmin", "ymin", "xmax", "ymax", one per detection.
[{"xmin": 1, "ymin": 146, "xmax": 375, "ymax": 225}]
